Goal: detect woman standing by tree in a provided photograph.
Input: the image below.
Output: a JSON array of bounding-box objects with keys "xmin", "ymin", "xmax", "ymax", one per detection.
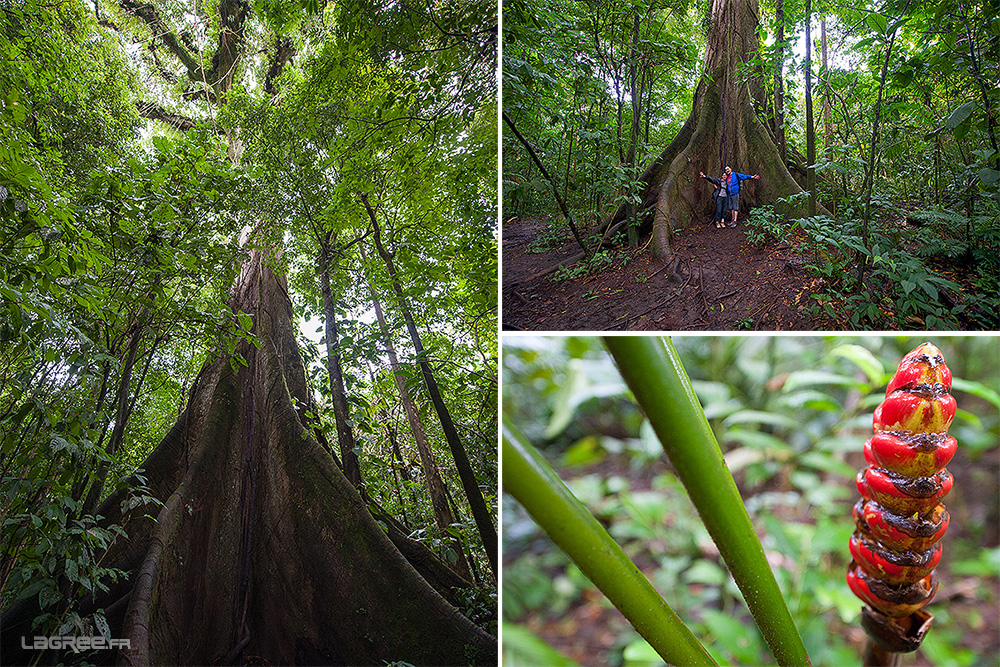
[{"xmin": 699, "ymin": 171, "xmax": 729, "ymax": 229}]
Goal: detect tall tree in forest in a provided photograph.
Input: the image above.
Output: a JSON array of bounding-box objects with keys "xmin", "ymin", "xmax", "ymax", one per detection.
[
  {"xmin": 773, "ymin": 0, "xmax": 787, "ymax": 165},
  {"xmin": 821, "ymin": 17, "xmax": 832, "ymax": 162},
  {"xmin": 1, "ymin": 250, "xmax": 495, "ymax": 665},
  {"xmin": 360, "ymin": 242, "xmax": 473, "ymax": 581},
  {"xmin": 805, "ymin": 0, "xmax": 817, "ymax": 216},
  {"xmin": 317, "ymin": 235, "xmax": 364, "ymax": 489},
  {"xmin": 602, "ymin": 0, "xmax": 825, "ymax": 262},
  {"xmin": 0, "ymin": 0, "xmax": 498, "ymax": 661},
  {"xmin": 363, "ymin": 195, "xmax": 498, "ymax": 578}
]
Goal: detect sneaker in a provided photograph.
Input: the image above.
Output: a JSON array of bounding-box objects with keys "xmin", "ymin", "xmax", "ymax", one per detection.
[{"xmin": 728, "ymin": 221, "xmax": 736, "ymax": 228}]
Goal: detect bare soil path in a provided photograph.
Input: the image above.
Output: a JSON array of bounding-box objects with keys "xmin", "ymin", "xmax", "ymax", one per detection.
[{"xmin": 503, "ymin": 217, "xmax": 836, "ymax": 331}]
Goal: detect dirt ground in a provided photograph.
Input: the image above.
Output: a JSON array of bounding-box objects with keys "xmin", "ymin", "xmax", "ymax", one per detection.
[{"xmin": 502, "ymin": 216, "xmax": 840, "ymax": 331}]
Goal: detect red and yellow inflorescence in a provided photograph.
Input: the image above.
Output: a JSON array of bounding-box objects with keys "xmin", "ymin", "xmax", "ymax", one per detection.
[{"xmin": 846, "ymin": 343, "xmax": 957, "ymax": 618}]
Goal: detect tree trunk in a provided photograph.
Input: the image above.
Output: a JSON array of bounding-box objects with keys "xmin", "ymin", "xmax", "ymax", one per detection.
[
  {"xmin": 602, "ymin": 0, "xmax": 826, "ymax": 262},
  {"xmin": 359, "ymin": 242, "xmax": 473, "ymax": 582},
  {"xmin": 362, "ymin": 195, "xmax": 498, "ymax": 579},
  {"xmin": 625, "ymin": 10, "xmax": 642, "ymax": 249},
  {"xmin": 81, "ymin": 312, "xmax": 148, "ymax": 516},
  {"xmin": 822, "ymin": 18, "xmax": 832, "ymax": 162},
  {"xmin": 773, "ymin": 0, "xmax": 787, "ymax": 165},
  {"xmin": 855, "ymin": 8, "xmax": 907, "ymax": 292},
  {"xmin": 805, "ymin": 0, "xmax": 817, "ymax": 217},
  {"xmin": 0, "ymin": 250, "xmax": 496, "ymax": 667},
  {"xmin": 318, "ymin": 237, "xmax": 363, "ymax": 489}
]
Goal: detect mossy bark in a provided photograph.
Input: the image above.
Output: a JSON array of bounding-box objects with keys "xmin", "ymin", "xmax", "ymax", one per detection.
[
  {"xmin": 605, "ymin": 0, "xmax": 827, "ymax": 263},
  {"xmin": 0, "ymin": 250, "xmax": 495, "ymax": 667}
]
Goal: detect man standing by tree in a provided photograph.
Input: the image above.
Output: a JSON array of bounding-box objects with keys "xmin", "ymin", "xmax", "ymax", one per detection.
[{"xmin": 722, "ymin": 166, "xmax": 760, "ymax": 227}]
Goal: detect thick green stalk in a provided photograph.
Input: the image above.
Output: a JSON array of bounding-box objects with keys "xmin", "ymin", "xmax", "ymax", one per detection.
[
  {"xmin": 604, "ymin": 336, "xmax": 812, "ymax": 667},
  {"xmin": 502, "ymin": 418, "xmax": 717, "ymax": 667}
]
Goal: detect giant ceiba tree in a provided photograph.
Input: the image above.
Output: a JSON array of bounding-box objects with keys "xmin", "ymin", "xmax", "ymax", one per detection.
[
  {"xmin": 0, "ymin": 0, "xmax": 497, "ymax": 662},
  {"xmin": 605, "ymin": 0, "xmax": 822, "ymax": 262},
  {"xmin": 2, "ymin": 250, "xmax": 495, "ymax": 665}
]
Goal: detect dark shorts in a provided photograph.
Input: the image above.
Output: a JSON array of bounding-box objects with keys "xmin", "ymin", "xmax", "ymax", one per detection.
[{"xmin": 727, "ymin": 193, "xmax": 740, "ymax": 211}]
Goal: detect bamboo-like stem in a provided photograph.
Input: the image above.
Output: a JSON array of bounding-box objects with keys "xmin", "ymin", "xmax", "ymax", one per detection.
[
  {"xmin": 604, "ymin": 336, "xmax": 812, "ymax": 667},
  {"xmin": 502, "ymin": 417, "xmax": 718, "ymax": 667}
]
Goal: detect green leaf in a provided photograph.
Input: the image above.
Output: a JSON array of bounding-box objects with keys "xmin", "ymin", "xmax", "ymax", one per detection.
[
  {"xmin": 827, "ymin": 344, "xmax": 885, "ymax": 384},
  {"xmin": 94, "ymin": 611, "xmax": 111, "ymax": 639},
  {"xmin": 782, "ymin": 369, "xmax": 865, "ymax": 392},
  {"xmin": 503, "ymin": 622, "xmax": 581, "ymax": 667},
  {"xmin": 865, "ymin": 12, "xmax": 887, "ymax": 35},
  {"xmin": 945, "ymin": 102, "xmax": 974, "ymax": 130},
  {"xmin": 721, "ymin": 409, "xmax": 800, "ymax": 430},
  {"xmin": 978, "ymin": 168, "xmax": 1000, "ymax": 186}
]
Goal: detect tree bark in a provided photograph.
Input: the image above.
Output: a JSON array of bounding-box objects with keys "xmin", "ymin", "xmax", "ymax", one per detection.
[
  {"xmin": 822, "ymin": 18, "xmax": 832, "ymax": 162},
  {"xmin": 318, "ymin": 237, "xmax": 363, "ymax": 489},
  {"xmin": 362, "ymin": 194, "xmax": 498, "ymax": 579},
  {"xmin": 602, "ymin": 0, "xmax": 826, "ymax": 262},
  {"xmin": 359, "ymin": 242, "xmax": 473, "ymax": 582},
  {"xmin": 805, "ymin": 0, "xmax": 816, "ymax": 217},
  {"xmin": 773, "ymin": 0, "xmax": 787, "ymax": 165},
  {"xmin": 0, "ymin": 250, "xmax": 496, "ymax": 667}
]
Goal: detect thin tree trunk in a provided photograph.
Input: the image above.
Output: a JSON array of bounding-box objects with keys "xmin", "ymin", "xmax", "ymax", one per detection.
[
  {"xmin": 317, "ymin": 237, "xmax": 362, "ymax": 489},
  {"xmin": 805, "ymin": 0, "xmax": 816, "ymax": 217},
  {"xmin": 822, "ymin": 18, "xmax": 832, "ymax": 161},
  {"xmin": 503, "ymin": 111, "xmax": 592, "ymax": 258},
  {"xmin": 359, "ymin": 242, "xmax": 472, "ymax": 581},
  {"xmin": 855, "ymin": 3, "xmax": 909, "ymax": 291},
  {"xmin": 959, "ymin": 1, "xmax": 999, "ymax": 170},
  {"xmin": 362, "ymin": 194, "xmax": 497, "ymax": 579},
  {"xmin": 625, "ymin": 10, "xmax": 642, "ymax": 248},
  {"xmin": 774, "ymin": 0, "xmax": 786, "ymax": 164},
  {"xmin": 81, "ymin": 316, "xmax": 147, "ymax": 516}
]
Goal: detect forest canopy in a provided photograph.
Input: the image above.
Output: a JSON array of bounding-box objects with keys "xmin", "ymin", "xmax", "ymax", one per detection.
[{"xmin": 1, "ymin": 0, "xmax": 498, "ymax": 663}]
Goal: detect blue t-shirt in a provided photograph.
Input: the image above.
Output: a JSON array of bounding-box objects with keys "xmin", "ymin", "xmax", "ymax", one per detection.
[{"xmin": 724, "ymin": 172, "xmax": 753, "ymax": 195}]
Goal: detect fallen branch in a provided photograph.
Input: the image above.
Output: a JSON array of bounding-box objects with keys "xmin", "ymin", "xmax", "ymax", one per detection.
[
  {"xmin": 715, "ymin": 289, "xmax": 739, "ymax": 301},
  {"xmin": 516, "ymin": 251, "xmax": 587, "ymax": 284}
]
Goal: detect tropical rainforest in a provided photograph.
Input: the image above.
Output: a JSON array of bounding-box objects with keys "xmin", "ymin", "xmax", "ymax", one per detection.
[
  {"xmin": 0, "ymin": 0, "xmax": 498, "ymax": 664},
  {"xmin": 502, "ymin": 0, "xmax": 1000, "ymax": 331}
]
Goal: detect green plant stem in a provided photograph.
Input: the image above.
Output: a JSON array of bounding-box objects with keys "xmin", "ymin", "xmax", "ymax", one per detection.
[
  {"xmin": 502, "ymin": 417, "xmax": 718, "ymax": 667},
  {"xmin": 604, "ymin": 336, "xmax": 812, "ymax": 667}
]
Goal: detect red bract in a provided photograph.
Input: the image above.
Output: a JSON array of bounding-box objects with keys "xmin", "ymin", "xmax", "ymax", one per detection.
[{"xmin": 848, "ymin": 342, "xmax": 955, "ymax": 620}]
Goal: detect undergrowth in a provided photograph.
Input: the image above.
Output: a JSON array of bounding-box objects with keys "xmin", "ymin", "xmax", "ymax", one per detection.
[{"xmin": 753, "ymin": 195, "xmax": 998, "ymax": 329}]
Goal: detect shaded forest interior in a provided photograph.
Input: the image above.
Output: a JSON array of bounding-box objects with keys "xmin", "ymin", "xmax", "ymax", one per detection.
[
  {"xmin": 0, "ymin": 0, "xmax": 498, "ymax": 664},
  {"xmin": 503, "ymin": 0, "xmax": 999, "ymax": 330}
]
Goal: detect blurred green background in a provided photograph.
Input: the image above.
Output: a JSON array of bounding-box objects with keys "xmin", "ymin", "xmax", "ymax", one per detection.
[{"xmin": 501, "ymin": 336, "xmax": 1000, "ymax": 667}]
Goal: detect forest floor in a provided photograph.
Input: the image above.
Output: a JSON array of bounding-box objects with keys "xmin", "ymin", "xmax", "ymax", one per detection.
[{"xmin": 502, "ymin": 216, "xmax": 836, "ymax": 331}]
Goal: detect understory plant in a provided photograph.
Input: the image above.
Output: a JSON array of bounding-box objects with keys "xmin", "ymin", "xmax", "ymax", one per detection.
[{"xmin": 502, "ymin": 336, "xmax": 999, "ymax": 667}]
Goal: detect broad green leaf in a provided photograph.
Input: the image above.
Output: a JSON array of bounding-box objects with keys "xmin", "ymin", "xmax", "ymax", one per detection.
[
  {"xmin": 827, "ymin": 344, "xmax": 885, "ymax": 384},
  {"xmin": 865, "ymin": 13, "xmax": 887, "ymax": 35},
  {"xmin": 945, "ymin": 102, "xmax": 975, "ymax": 130}
]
